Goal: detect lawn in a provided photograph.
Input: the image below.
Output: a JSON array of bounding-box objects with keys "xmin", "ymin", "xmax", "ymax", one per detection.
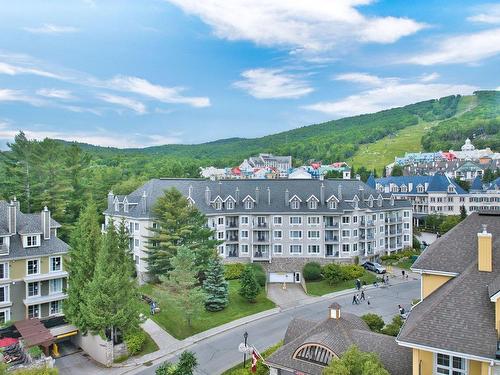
[
  {"xmin": 306, "ymin": 271, "xmax": 378, "ymax": 297},
  {"xmin": 221, "ymin": 341, "xmax": 283, "ymax": 375},
  {"xmin": 114, "ymin": 330, "xmax": 159, "ymax": 363},
  {"xmin": 140, "ymin": 280, "xmax": 275, "ymax": 339}
]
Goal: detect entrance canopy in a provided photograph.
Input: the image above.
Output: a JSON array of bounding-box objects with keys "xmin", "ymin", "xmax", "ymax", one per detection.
[{"xmin": 14, "ymin": 319, "xmax": 54, "ymax": 348}]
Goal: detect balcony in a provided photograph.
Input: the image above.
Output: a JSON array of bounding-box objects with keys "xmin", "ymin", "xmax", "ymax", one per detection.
[
  {"xmin": 23, "ymin": 292, "xmax": 68, "ymax": 306},
  {"xmin": 24, "ymin": 271, "xmax": 68, "ymax": 283},
  {"xmin": 226, "ymin": 235, "xmax": 239, "ymax": 242},
  {"xmin": 325, "ymin": 235, "xmax": 339, "ymax": 242},
  {"xmin": 253, "ymin": 251, "xmax": 270, "ymax": 260},
  {"xmin": 324, "ymin": 222, "xmax": 339, "ymax": 228},
  {"xmin": 227, "ymin": 250, "xmax": 239, "ymax": 258},
  {"xmin": 0, "ymin": 245, "xmax": 9, "ymax": 256},
  {"xmin": 360, "ymin": 220, "xmax": 374, "ymax": 227},
  {"xmin": 226, "ymin": 222, "xmax": 238, "ymax": 228},
  {"xmin": 255, "ymin": 222, "xmax": 268, "ymax": 229},
  {"xmin": 254, "ymin": 236, "xmax": 270, "ymax": 243}
]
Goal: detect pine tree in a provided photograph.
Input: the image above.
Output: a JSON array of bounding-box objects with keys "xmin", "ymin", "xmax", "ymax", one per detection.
[
  {"xmin": 145, "ymin": 188, "xmax": 219, "ymax": 281},
  {"xmin": 117, "ymin": 219, "xmax": 137, "ymax": 278},
  {"xmin": 203, "ymin": 256, "xmax": 228, "ymax": 311},
  {"xmin": 460, "ymin": 205, "xmax": 467, "ymax": 220},
  {"xmin": 160, "ymin": 247, "xmax": 205, "ymax": 327},
  {"xmin": 82, "ymin": 221, "xmax": 141, "ymax": 338},
  {"xmin": 239, "ymin": 265, "xmax": 261, "ymax": 303},
  {"xmin": 64, "ymin": 202, "xmax": 102, "ymax": 332}
]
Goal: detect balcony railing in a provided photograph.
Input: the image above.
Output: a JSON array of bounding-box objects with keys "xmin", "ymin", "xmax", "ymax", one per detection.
[
  {"xmin": 325, "ymin": 222, "xmax": 339, "ymax": 228},
  {"xmin": 226, "ymin": 236, "xmax": 239, "ymax": 242},
  {"xmin": 227, "ymin": 222, "xmax": 238, "ymax": 228},
  {"xmin": 256, "ymin": 222, "xmax": 268, "ymax": 228},
  {"xmin": 227, "ymin": 250, "xmax": 239, "ymax": 258},
  {"xmin": 325, "ymin": 235, "xmax": 339, "ymax": 242},
  {"xmin": 255, "ymin": 237, "xmax": 270, "ymax": 243},
  {"xmin": 253, "ymin": 251, "xmax": 270, "ymax": 259}
]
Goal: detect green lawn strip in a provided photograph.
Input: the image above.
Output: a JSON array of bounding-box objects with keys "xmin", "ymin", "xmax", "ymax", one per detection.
[
  {"xmin": 221, "ymin": 341, "xmax": 283, "ymax": 375},
  {"xmin": 113, "ymin": 330, "xmax": 159, "ymax": 363},
  {"xmin": 306, "ymin": 271, "xmax": 377, "ymax": 297},
  {"xmin": 383, "ymin": 258, "xmax": 415, "ymax": 271},
  {"xmin": 139, "ymin": 280, "xmax": 275, "ymax": 340}
]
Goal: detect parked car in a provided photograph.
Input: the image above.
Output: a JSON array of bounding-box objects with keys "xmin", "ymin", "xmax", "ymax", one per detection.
[{"xmin": 362, "ymin": 261, "xmax": 386, "ymax": 274}]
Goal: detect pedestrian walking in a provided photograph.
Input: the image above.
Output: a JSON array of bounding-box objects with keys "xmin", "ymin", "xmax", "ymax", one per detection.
[
  {"xmin": 360, "ymin": 290, "xmax": 365, "ymax": 301},
  {"xmin": 367, "ymin": 297, "xmax": 371, "ymax": 306},
  {"xmin": 402, "ymin": 270, "xmax": 405, "ymax": 279},
  {"xmin": 352, "ymin": 294, "xmax": 357, "ymax": 305},
  {"xmin": 356, "ymin": 278, "xmax": 361, "ymax": 290},
  {"xmin": 398, "ymin": 304, "xmax": 405, "ymax": 315},
  {"xmin": 373, "ymin": 280, "xmax": 379, "ymax": 287}
]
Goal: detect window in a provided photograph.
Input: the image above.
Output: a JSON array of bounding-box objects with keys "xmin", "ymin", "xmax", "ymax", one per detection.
[
  {"xmin": 218, "ymin": 217, "xmax": 224, "ymax": 225},
  {"xmin": 218, "ymin": 245, "xmax": 224, "ymax": 255},
  {"xmin": 0, "ymin": 309, "xmax": 10, "ymax": 325},
  {"xmin": 273, "ymin": 244, "xmax": 282, "ymax": 254},
  {"xmin": 308, "ymin": 245, "xmax": 320, "ymax": 254},
  {"xmin": 50, "ymin": 301, "xmax": 61, "ymax": 316},
  {"xmin": 447, "ymin": 185, "xmax": 455, "ymax": 193},
  {"xmin": 342, "ymin": 216, "xmax": 350, "ymax": 224},
  {"xmin": 135, "ymin": 255, "xmax": 139, "ymax": 265},
  {"xmin": 240, "ymin": 216, "xmax": 249, "ymax": 225},
  {"xmin": 226, "ymin": 200, "xmax": 234, "ymax": 210},
  {"xmin": 342, "ymin": 230, "xmax": 350, "ymax": 238},
  {"xmin": 28, "ymin": 305, "xmax": 40, "ymax": 319},
  {"xmin": 290, "ymin": 230, "xmax": 302, "ymax": 239},
  {"xmin": 134, "ymin": 239, "xmax": 140, "ymax": 248},
  {"xmin": 308, "ymin": 200, "xmax": 318, "ymax": 209},
  {"xmin": 241, "ymin": 230, "xmax": 249, "ymax": 239},
  {"xmin": 417, "ymin": 185, "xmax": 424, "ymax": 193},
  {"xmin": 291, "ymin": 199, "xmax": 300, "ymax": 210},
  {"xmin": 353, "ymin": 216, "xmax": 358, "ymax": 224},
  {"xmin": 352, "ymin": 243, "xmax": 358, "ymax": 252},
  {"xmin": 379, "ymin": 226, "xmax": 384, "ymax": 233},
  {"xmin": 379, "ymin": 239, "xmax": 384, "ymax": 246},
  {"xmin": 273, "ymin": 216, "xmax": 282, "ymax": 225},
  {"xmin": 307, "ymin": 231, "xmax": 320, "ymax": 239},
  {"xmin": 152, "ymin": 222, "xmax": 159, "ymax": 230},
  {"xmin": 293, "ymin": 344, "xmax": 334, "ymax": 366},
  {"xmin": 379, "ymin": 213, "xmax": 383, "ymax": 219},
  {"xmin": 217, "ymin": 232, "xmax": 225, "ymax": 240},
  {"xmin": 26, "ymin": 235, "xmax": 38, "ymax": 247},
  {"xmin": 244, "ymin": 200, "xmax": 253, "ymax": 209},
  {"xmin": 49, "ymin": 279, "xmax": 63, "ymax": 294},
  {"xmin": 307, "ymin": 216, "xmax": 320, "ymax": 225},
  {"xmin": 27, "ymin": 282, "xmax": 39, "ymax": 297},
  {"xmin": 240, "ymin": 244, "xmax": 249, "ymax": 254},
  {"xmin": 404, "ymin": 223, "xmax": 410, "ymax": 229},
  {"xmin": 328, "ymin": 201, "xmax": 337, "ymax": 209},
  {"xmin": 289, "ymin": 216, "xmax": 302, "ymax": 225},
  {"xmin": 289, "ymin": 245, "xmax": 302, "ymax": 254},
  {"xmin": 342, "ymin": 244, "xmax": 349, "ymax": 252},
  {"xmin": 403, "ymin": 210, "xmax": 410, "ymax": 218},
  {"xmin": 134, "ymin": 223, "xmax": 139, "ymax": 231},
  {"xmin": 0, "ymin": 263, "xmax": 8, "ymax": 280},
  {"xmin": 273, "ymin": 230, "xmax": 282, "ymax": 240},
  {"xmin": 404, "ymin": 235, "xmax": 410, "ymax": 242},
  {"xmin": 27, "ymin": 259, "xmax": 39, "ymax": 275},
  {"xmin": 0, "ymin": 285, "xmax": 9, "ymax": 303},
  {"xmin": 353, "ymin": 229, "xmax": 358, "ymax": 237},
  {"xmin": 435, "ymin": 353, "xmax": 467, "ymax": 375},
  {"xmin": 50, "ymin": 257, "xmax": 61, "ymax": 273},
  {"xmin": 214, "ymin": 200, "xmax": 222, "ymax": 210}
]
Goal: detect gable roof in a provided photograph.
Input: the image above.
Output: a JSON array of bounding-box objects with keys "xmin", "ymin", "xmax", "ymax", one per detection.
[{"xmin": 470, "ymin": 175, "xmax": 483, "ymax": 191}]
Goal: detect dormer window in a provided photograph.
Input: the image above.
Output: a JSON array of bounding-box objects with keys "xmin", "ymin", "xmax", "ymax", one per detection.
[
  {"xmin": 417, "ymin": 185, "xmax": 424, "ymax": 193},
  {"xmin": 226, "ymin": 200, "xmax": 234, "ymax": 210},
  {"xmin": 328, "ymin": 201, "xmax": 337, "ymax": 209},
  {"xmin": 448, "ymin": 185, "xmax": 455, "ymax": 193},
  {"xmin": 26, "ymin": 235, "xmax": 38, "ymax": 248},
  {"xmin": 291, "ymin": 199, "xmax": 300, "ymax": 210},
  {"xmin": 400, "ymin": 185, "xmax": 407, "ymax": 193},
  {"xmin": 245, "ymin": 200, "xmax": 253, "ymax": 210},
  {"xmin": 390, "ymin": 185, "xmax": 399, "ymax": 193},
  {"xmin": 214, "ymin": 200, "xmax": 222, "ymax": 210},
  {"xmin": 368, "ymin": 196, "xmax": 374, "ymax": 207},
  {"xmin": 308, "ymin": 199, "xmax": 318, "ymax": 210}
]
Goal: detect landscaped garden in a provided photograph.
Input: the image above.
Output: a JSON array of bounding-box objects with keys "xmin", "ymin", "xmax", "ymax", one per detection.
[
  {"xmin": 140, "ymin": 276, "xmax": 275, "ymax": 340},
  {"xmin": 303, "ymin": 262, "xmax": 378, "ymax": 297},
  {"xmin": 114, "ymin": 329, "xmax": 159, "ymax": 363},
  {"xmin": 380, "ymin": 249, "xmax": 421, "ymax": 270}
]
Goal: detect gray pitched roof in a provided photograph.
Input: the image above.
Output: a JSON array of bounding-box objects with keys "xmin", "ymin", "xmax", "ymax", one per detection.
[
  {"xmin": 105, "ymin": 178, "xmax": 411, "ymax": 218},
  {"xmin": 399, "ymin": 212, "xmax": 500, "ymax": 360},
  {"xmin": 267, "ymin": 312, "xmax": 412, "ymax": 375}
]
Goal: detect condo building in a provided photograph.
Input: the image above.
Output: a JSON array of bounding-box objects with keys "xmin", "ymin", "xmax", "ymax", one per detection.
[{"xmin": 104, "ymin": 179, "xmax": 412, "ymax": 282}]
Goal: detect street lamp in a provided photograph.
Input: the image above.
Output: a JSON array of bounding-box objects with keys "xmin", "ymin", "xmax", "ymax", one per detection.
[{"xmin": 243, "ymin": 331, "xmax": 249, "ymax": 368}]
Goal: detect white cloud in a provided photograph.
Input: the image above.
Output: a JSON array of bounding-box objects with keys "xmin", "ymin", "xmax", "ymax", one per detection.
[
  {"xmin": 334, "ymin": 72, "xmax": 385, "ymax": 86},
  {"xmin": 404, "ymin": 28, "xmax": 500, "ymax": 65},
  {"xmin": 106, "ymin": 76, "xmax": 210, "ymax": 107},
  {"xmin": 0, "ymin": 89, "xmax": 44, "ymax": 106},
  {"xmin": 166, "ymin": 0, "xmax": 426, "ymax": 52},
  {"xmin": 304, "ymin": 76, "xmax": 476, "ymax": 117},
  {"xmin": 36, "ymin": 88, "xmax": 74, "ymax": 100},
  {"xmin": 23, "ymin": 24, "xmax": 79, "ymax": 34},
  {"xmin": 467, "ymin": 4, "xmax": 500, "ymax": 24},
  {"xmin": 233, "ymin": 68, "xmax": 314, "ymax": 99},
  {"xmin": 420, "ymin": 72, "xmax": 440, "ymax": 82},
  {"xmin": 0, "ymin": 61, "xmax": 65, "ymax": 80},
  {"xmin": 98, "ymin": 93, "xmax": 147, "ymax": 114}
]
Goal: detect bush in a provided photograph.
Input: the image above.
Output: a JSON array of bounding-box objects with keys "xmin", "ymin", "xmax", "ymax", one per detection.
[
  {"xmin": 224, "ymin": 263, "xmax": 245, "ymax": 280},
  {"xmin": 341, "ymin": 264, "xmax": 364, "ymax": 280},
  {"xmin": 125, "ymin": 330, "xmax": 146, "ymax": 355},
  {"xmin": 239, "ymin": 265, "xmax": 261, "ymax": 302},
  {"xmin": 303, "ymin": 262, "xmax": 322, "ymax": 281},
  {"xmin": 27, "ymin": 345, "xmax": 43, "ymax": 359},
  {"xmin": 249, "ymin": 264, "xmax": 266, "ymax": 287},
  {"xmin": 361, "ymin": 313, "xmax": 385, "ymax": 333},
  {"xmin": 322, "ymin": 263, "xmax": 343, "ymax": 284},
  {"xmin": 381, "ymin": 315, "xmax": 404, "ymax": 337}
]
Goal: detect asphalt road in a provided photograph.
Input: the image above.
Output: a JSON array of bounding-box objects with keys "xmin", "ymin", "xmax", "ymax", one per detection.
[{"xmin": 134, "ymin": 279, "xmax": 420, "ymax": 375}]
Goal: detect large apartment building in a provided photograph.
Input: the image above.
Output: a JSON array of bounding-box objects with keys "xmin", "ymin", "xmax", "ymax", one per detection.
[
  {"xmin": 371, "ymin": 174, "xmax": 500, "ymax": 225},
  {"xmin": 0, "ymin": 200, "xmax": 69, "ymax": 324},
  {"xmin": 104, "ymin": 179, "xmax": 412, "ymax": 282},
  {"xmin": 397, "ymin": 211, "xmax": 500, "ymax": 374}
]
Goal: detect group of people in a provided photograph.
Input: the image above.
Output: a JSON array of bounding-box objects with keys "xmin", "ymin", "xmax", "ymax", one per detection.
[{"xmin": 352, "ymin": 290, "xmax": 369, "ymax": 305}]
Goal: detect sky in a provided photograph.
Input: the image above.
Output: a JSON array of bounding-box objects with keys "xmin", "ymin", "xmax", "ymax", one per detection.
[{"xmin": 0, "ymin": 0, "xmax": 499, "ymax": 149}]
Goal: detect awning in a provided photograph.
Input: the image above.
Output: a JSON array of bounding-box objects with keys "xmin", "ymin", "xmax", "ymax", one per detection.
[
  {"xmin": 49, "ymin": 324, "xmax": 78, "ymax": 339},
  {"xmin": 14, "ymin": 318, "xmax": 54, "ymax": 348}
]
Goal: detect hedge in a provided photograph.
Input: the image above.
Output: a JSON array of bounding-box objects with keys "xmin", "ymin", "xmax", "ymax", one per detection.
[
  {"xmin": 322, "ymin": 263, "xmax": 365, "ymax": 285},
  {"xmin": 224, "ymin": 263, "xmax": 245, "ymax": 280},
  {"xmin": 303, "ymin": 262, "xmax": 322, "ymax": 281}
]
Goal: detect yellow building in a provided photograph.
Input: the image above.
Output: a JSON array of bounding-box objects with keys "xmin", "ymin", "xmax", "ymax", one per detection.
[{"xmin": 397, "ymin": 211, "xmax": 500, "ymax": 375}]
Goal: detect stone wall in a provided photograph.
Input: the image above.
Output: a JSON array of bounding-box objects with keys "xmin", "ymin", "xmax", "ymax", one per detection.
[{"xmin": 260, "ymin": 257, "xmax": 352, "ymax": 273}]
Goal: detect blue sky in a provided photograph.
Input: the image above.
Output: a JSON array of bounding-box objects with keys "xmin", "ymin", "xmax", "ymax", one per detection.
[{"xmin": 0, "ymin": 0, "xmax": 499, "ymax": 148}]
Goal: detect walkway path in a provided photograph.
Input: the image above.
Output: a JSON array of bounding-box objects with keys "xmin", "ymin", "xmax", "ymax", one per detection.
[
  {"xmin": 140, "ymin": 319, "xmax": 179, "ymax": 349},
  {"xmin": 266, "ymin": 283, "xmax": 314, "ymax": 308}
]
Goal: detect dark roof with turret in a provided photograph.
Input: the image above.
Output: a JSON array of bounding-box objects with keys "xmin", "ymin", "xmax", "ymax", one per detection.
[{"xmin": 104, "ymin": 178, "xmax": 410, "ymax": 218}]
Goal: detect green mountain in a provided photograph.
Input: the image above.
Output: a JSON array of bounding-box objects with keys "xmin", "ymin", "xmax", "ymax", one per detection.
[{"xmin": 58, "ymin": 90, "xmax": 499, "ymax": 166}]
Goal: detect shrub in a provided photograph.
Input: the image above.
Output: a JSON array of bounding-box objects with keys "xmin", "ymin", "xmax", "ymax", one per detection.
[
  {"xmin": 361, "ymin": 313, "xmax": 385, "ymax": 333},
  {"xmin": 27, "ymin": 345, "xmax": 43, "ymax": 359},
  {"xmin": 125, "ymin": 330, "xmax": 146, "ymax": 355},
  {"xmin": 322, "ymin": 263, "xmax": 343, "ymax": 284},
  {"xmin": 249, "ymin": 264, "xmax": 266, "ymax": 287},
  {"xmin": 341, "ymin": 264, "xmax": 364, "ymax": 280},
  {"xmin": 353, "ymin": 255, "xmax": 359, "ymax": 265},
  {"xmin": 239, "ymin": 265, "xmax": 261, "ymax": 302},
  {"xmin": 303, "ymin": 262, "xmax": 322, "ymax": 281},
  {"xmin": 224, "ymin": 263, "xmax": 245, "ymax": 280},
  {"xmin": 381, "ymin": 315, "xmax": 404, "ymax": 337}
]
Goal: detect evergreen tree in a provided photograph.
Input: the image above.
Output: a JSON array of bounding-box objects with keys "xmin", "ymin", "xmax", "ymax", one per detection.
[
  {"xmin": 81, "ymin": 221, "xmax": 141, "ymax": 338},
  {"xmin": 460, "ymin": 205, "xmax": 467, "ymax": 220},
  {"xmin": 160, "ymin": 247, "xmax": 205, "ymax": 327},
  {"xmin": 203, "ymin": 256, "xmax": 228, "ymax": 311},
  {"xmin": 323, "ymin": 345, "xmax": 389, "ymax": 375},
  {"xmin": 239, "ymin": 265, "xmax": 261, "ymax": 303},
  {"xmin": 64, "ymin": 202, "xmax": 102, "ymax": 332},
  {"xmin": 145, "ymin": 188, "xmax": 219, "ymax": 280},
  {"xmin": 391, "ymin": 165, "xmax": 404, "ymax": 176},
  {"xmin": 483, "ymin": 168, "xmax": 495, "ymax": 183},
  {"xmin": 117, "ymin": 219, "xmax": 137, "ymax": 278}
]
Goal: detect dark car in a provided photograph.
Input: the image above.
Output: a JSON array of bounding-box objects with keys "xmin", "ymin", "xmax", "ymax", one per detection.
[{"xmin": 362, "ymin": 261, "xmax": 387, "ymax": 274}]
